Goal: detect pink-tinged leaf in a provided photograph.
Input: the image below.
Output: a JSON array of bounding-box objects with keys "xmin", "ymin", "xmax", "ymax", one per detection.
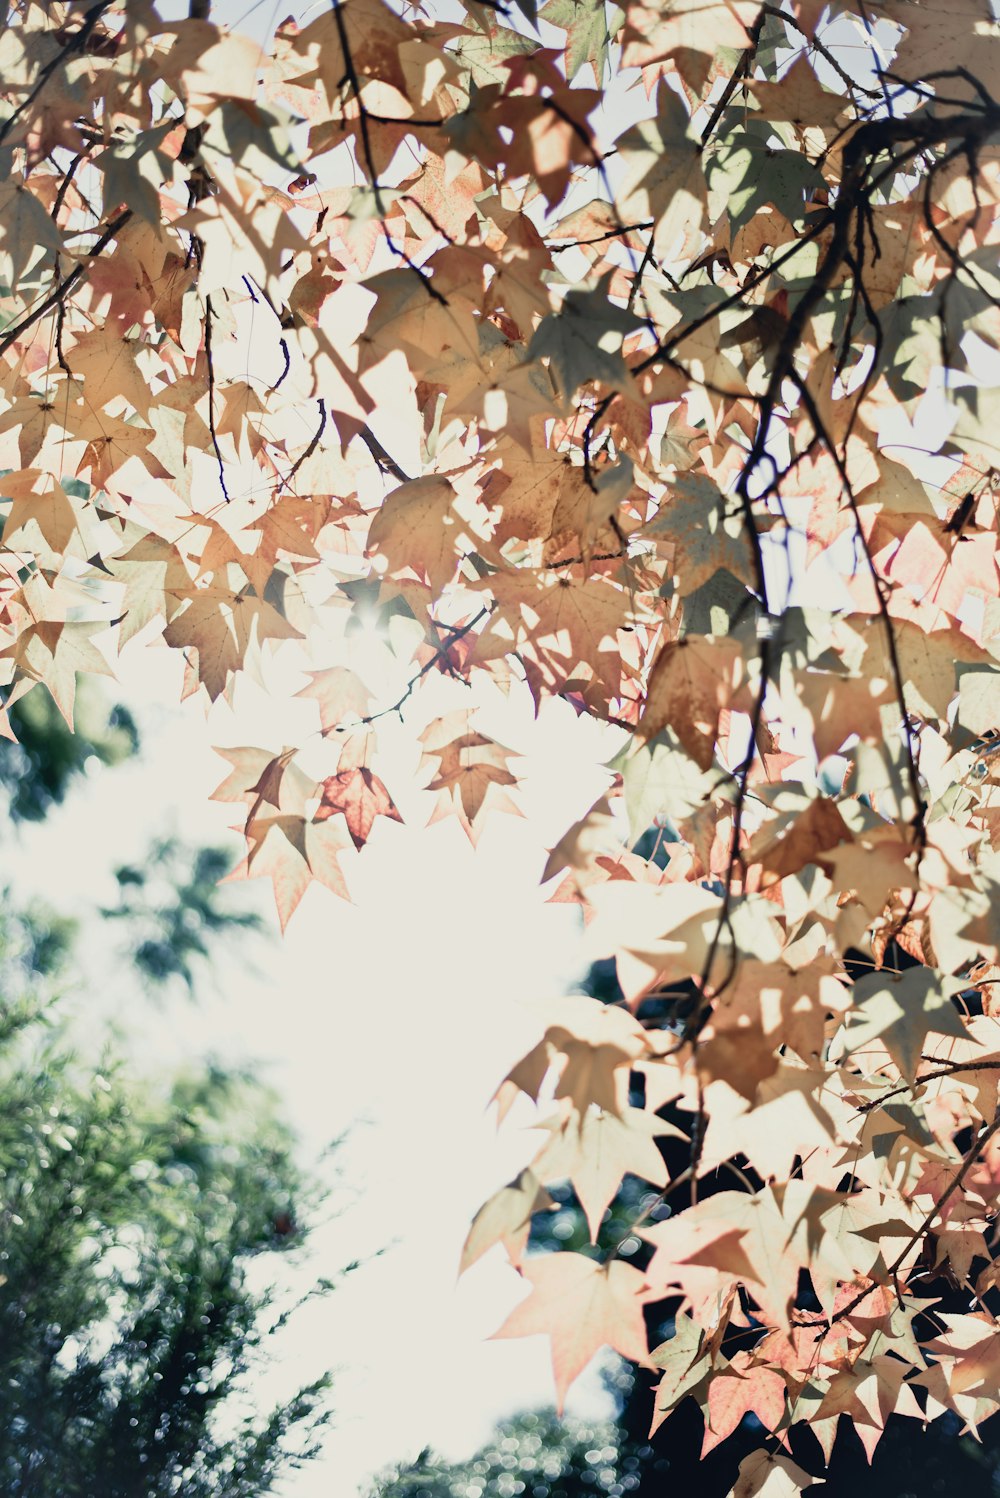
[
  {"xmin": 702, "ymin": 1352, "xmax": 788, "ymax": 1455},
  {"xmin": 315, "ymin": 765, "xmax": 403, "ymax": 849},
  {"xmin": 492, "ymin": 1253, "xmax": 652, "ymax": 1410}
]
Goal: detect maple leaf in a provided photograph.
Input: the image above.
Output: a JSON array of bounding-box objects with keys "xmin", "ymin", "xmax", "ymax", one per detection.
[
  {"xmin": 618, "ymin": 732, "xmax": 716, "ymax": 842},
  {"xmin": 245, "ymin": 494, "xmax": 322, "ymax": 569},
  {"xmin": 285, "ymin": 0, "xmax": 411, "ymax": 99},
  {"xmin": 745, "ymin": 788, "xmax": 853, "ymax": 884},
  {"xmin": 295, "ymin": 666, "xmax": 374, "ymax": 734},
  {"xmin": 488, "ymin": 571, "xmax": 632, "ymax": 704},
  {"xmin": 617, "ymin": 84, "xmax": 706, "ymax": 255},
  {"xmin": 77, "ymin": 417, "xmax": 168, "ymax": 493},
  {"xmin": 233, "ymin": 814, "xmax": 314, "ymax": 931},
  {"xmin": 107, "ymin": 534, "xmax": 194, "ymax": 646},
  {"xmin": 838, "ymin": 968, "xmax": 972, "ymax": 1084},
  {"xmin": 643, "ymin": 473, "xmax": 753, "ymax": 594},
  {"xmin": 917, "ymin": 1313, "xmax": 1000, "ymax": 1409},
  {"xmin": 528, "ymin": 277, "xmax": 642, "ymax": 407},
  {"xmin": 530, "ymin": 1103, "xmax": 674, "ymax": 1239},
  {"xmin": 541, "ymin": 792, "xmax": 619, "ymax": 886},
  {"xmin": 621, "ymin": 0, "xmax": 757, "ymax": 89},
  {"xmin": 367, "ymin": 476, "xmax": 472, "ymax": 592},
  {"xmin": 461, "ymin": 1168, "xmax": 556, "ymax": 1272},
  {"xmin": 419, "ymin": 713, "xmax": 520, "ymax": 841},
  {"xmin": 483, "ymin": 438, "xmax": 584, "ymax": 545},
  {"xmin": 357, "ymin": 269, "xmax": 482, "ymax": 386},
  {"xmin": 730, "ymin": 1449, "xmax": 821, "ymax": 1497},
  {"xmin": 497, "ymin": 997, "xmax": 649, "ymax": 1117},
  {"xmin": 815, "ymin": 1355, "xmax": 923, "ymax": 1461},
  {"xmin": 885, "ymin": 0, "xmax": 1000, "ymax": 107},
  {"xmin": 491, "ymin": 62, "xmax": 602, "ymax": 210},
  {"xmin": 637, "ymin": 635, "xmax": 742, "ymax": 769},
  {"xmin": 227, "ymin": 811, "xmax": 352, "ymax": 929},
  {"xmin": 702, "ymin": 1350, "xmax": 788, "ymax": 1456},
  {"xmin": 0, "ymin": 619, "xmax": 114, "ymax": 729},
  {"xmin": 2, "ymin": 470, "xmax": 92, "ymax": 559},
  {"xmin": 314, "ymin": 736, "xmax": 403, "ymax": 850},
  {"xmin": 538, "ymin": 0, "xmax": 622, "ymax": 83},
  {"xmin": 648, "ymin": 1311, "xmax": 711, "ymax": 1436},
  {"xmin": 69, "ymin": 329, "xmax": 155, "ymax": 420},
  {"xmin": 747, "ymin": 56, "xmax": 847, "ymax": 129},
  {"xmin": 0, "ymin": 178, "xmax": 64, "ymax": 286},
  {"xmin": 163, "ymin": 588, "xmax": 303, "ymax": 702},
  {"xmin": 0, "ymin": 391, "xmax": 70, "ymax": 469},
  {"xmin": 492, "ymin": 1253, "xmax": 652, "ymax": 1409},
  {"xmin": 716, "ymin": 1060, "xmax": 842, "ymax": 1179}
]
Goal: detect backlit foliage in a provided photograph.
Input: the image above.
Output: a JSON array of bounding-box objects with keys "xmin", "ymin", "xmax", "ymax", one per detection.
[{"xmin": 3, "ymin": 0, "xmax": 1000, "ymax": 1487}]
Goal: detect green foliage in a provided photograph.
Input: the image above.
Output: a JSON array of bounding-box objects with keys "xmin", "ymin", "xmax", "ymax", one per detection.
[
  {"xmin": 0, "ymin": 983, "xmax": 329, "ymax": 1497},
  {"xmin": 0, "ymin": 681, "xmax": 138, "ymax": 823},
  {"xmin": 103, "ymin": 839, "xmax": 262, "ymax": 990},
  {"xmin": 0, "ymin": 702, "xmax": 329, "ymax": 1495},
  {"xmin": 369, "ymin": 1410, "xmax": 634, "ymax": 1498}
]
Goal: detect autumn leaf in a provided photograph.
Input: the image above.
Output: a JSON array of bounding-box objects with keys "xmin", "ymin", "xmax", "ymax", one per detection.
[
  {"xmin": 837, "ymin": 968, "xmax": 972, "ymax": 1083},
  {"xmin": 529, "ymin": 1103, "xmax": 674, "ymax": 1239},
  {"xmin": 295, "ymin": 665, "xmax": 374, "ymax": 734},
  {"xmin": 528, "ymin": 276, "xmax": 642, "ymax": 407},
  {"xmin": 621, "ymin": 0, "xmax": 757, "ymax": 89},
  {"xmin": 492, "ymin": 1253, "xmax": 652, "ymax": 1409},
  {"xmin": 617, "ymin": 83, "xmax": 706, "ymax": 256},
  {"xmin": 497, "ymin": 997, "xmax": 650, "ymax": 1117},
  {"xmin": 648, "ymin": 1311, "xmax": 711, "ymax": 1436},
  {"xmin": 746, "ymin": 788, "xmax": 853, "ymax": 883},
  {"xmin": 5, "ymin": 0, "xmax": 1000, "ymax": 1479},
  {"xmin": 419, "ymin": 713, "xmax": 521, "ymax": 840},
  {"xmin": 637, "ymin": 635, "xmax": 742, "ymax": 769},
  {"xmin": 461, "ymin": 1168, "xmax": 556, "ymax": 1272},
  {"xmin": 5, "ymin": 622, "xmax": 113, "ymax": 729},
  {"xmin": 367, "ymin": 476, "xmax": 468, "ymax": 592},
  {"xmin": 701, "ymin": 1350, "xmax": 788, "ymax": 1456},
  {"xmin": 730, "ymin": 1449, "xmax": 821, "ymax": 1497},
  {"xmin": 314, "ymin": 737, "xmax": 403, "ymax": 850}
]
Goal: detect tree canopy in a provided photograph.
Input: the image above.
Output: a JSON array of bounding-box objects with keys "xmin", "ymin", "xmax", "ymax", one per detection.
[
  {"xmin": 0, "ymin": 1001, "xmax": 328, "ymax": 1498},
  {"xmin": 0, "ymin": 795, "xmax": 329, "ymax": 1493},
  {"xmin": 3, "ymin": 0, "xmax": 1000, "ymax": 1489},
  {"xmin": 370, "ymin": 1408, "xmax": 637, "ymax": 1498}
]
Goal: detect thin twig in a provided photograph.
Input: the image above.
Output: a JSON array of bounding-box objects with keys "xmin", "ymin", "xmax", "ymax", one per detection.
[
  {"xmin": 0, "ymin": 1, "xmax": 112, "ymax": 148},
  {"xmin": 0, "ymin": 210, "xmax": 132, "ymax": 359},
  {"xmin": 824, "ymin": 1108, "xmax": 1000, "ymax": 1332},
  {"xmin": 277, "ymin": 398, "xmax": 327, "ymax": 495},
  {"xmin": 204, "ymin": 296, "xmax": 230, "ymax": 504},
  {"xmin": 335, "ymin": 607, "xmax": 492, "ymax": 730},
  {"xmin": 357, "ymin": 427, "xmax": 411, "ymax": 484},
  {"xmin": 331, "ymin": 0, "xmax": 447, "ymax": 305}
]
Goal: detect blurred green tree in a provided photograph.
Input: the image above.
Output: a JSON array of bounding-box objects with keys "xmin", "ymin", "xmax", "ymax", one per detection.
[
  {"xmin": 0, "ymin": 687, "xmax": 333, "ymax": 1495},
  {"xmin": 102, "ymin": 839, "xmax": 261, "ymax": 990},
  {"xmin": 368, "ymin": 1409, "xmax": 633, "ymax": 1498},
  {"xmin": 0, "ymin": 682, "xmax": 138, "ymax": 824},
  {"xmin": 0, "ymin": 994, "xmax": 329, "ymax": 1496},
  {"xmin": 0, "ymin": 676, "xmax": 261, "ymax": 992}
]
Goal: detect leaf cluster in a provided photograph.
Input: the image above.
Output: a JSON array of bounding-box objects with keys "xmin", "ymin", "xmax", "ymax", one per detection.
[{"xmin": 4, "ymin": 0, "xmax": 1000, "ymax": 1486}]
